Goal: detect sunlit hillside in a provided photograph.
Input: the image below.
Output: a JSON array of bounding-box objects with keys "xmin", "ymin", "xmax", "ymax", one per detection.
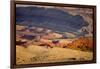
[{"xmin": 16, "ymin": 45, "xmax": 93, "ymax": 64}]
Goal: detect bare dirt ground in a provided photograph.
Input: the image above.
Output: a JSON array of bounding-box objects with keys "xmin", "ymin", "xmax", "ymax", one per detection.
[{"xmin": 16, "ymin": 45, "xmax": 93, "ymax": 65}]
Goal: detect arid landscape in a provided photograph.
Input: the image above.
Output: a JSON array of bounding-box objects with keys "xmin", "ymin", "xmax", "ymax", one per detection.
[{"xmin": 16, "ymin": 5, "xmax": 93, "ymax": 65}]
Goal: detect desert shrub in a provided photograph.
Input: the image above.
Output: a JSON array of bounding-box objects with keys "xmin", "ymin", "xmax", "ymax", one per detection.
[
  {"xmin": 39, "ymin": 43, "xmax": 53, "ymax": 48},
  {"xmin": 67, "ymin": 37, "xmax": 93, "ymax": 51}
]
